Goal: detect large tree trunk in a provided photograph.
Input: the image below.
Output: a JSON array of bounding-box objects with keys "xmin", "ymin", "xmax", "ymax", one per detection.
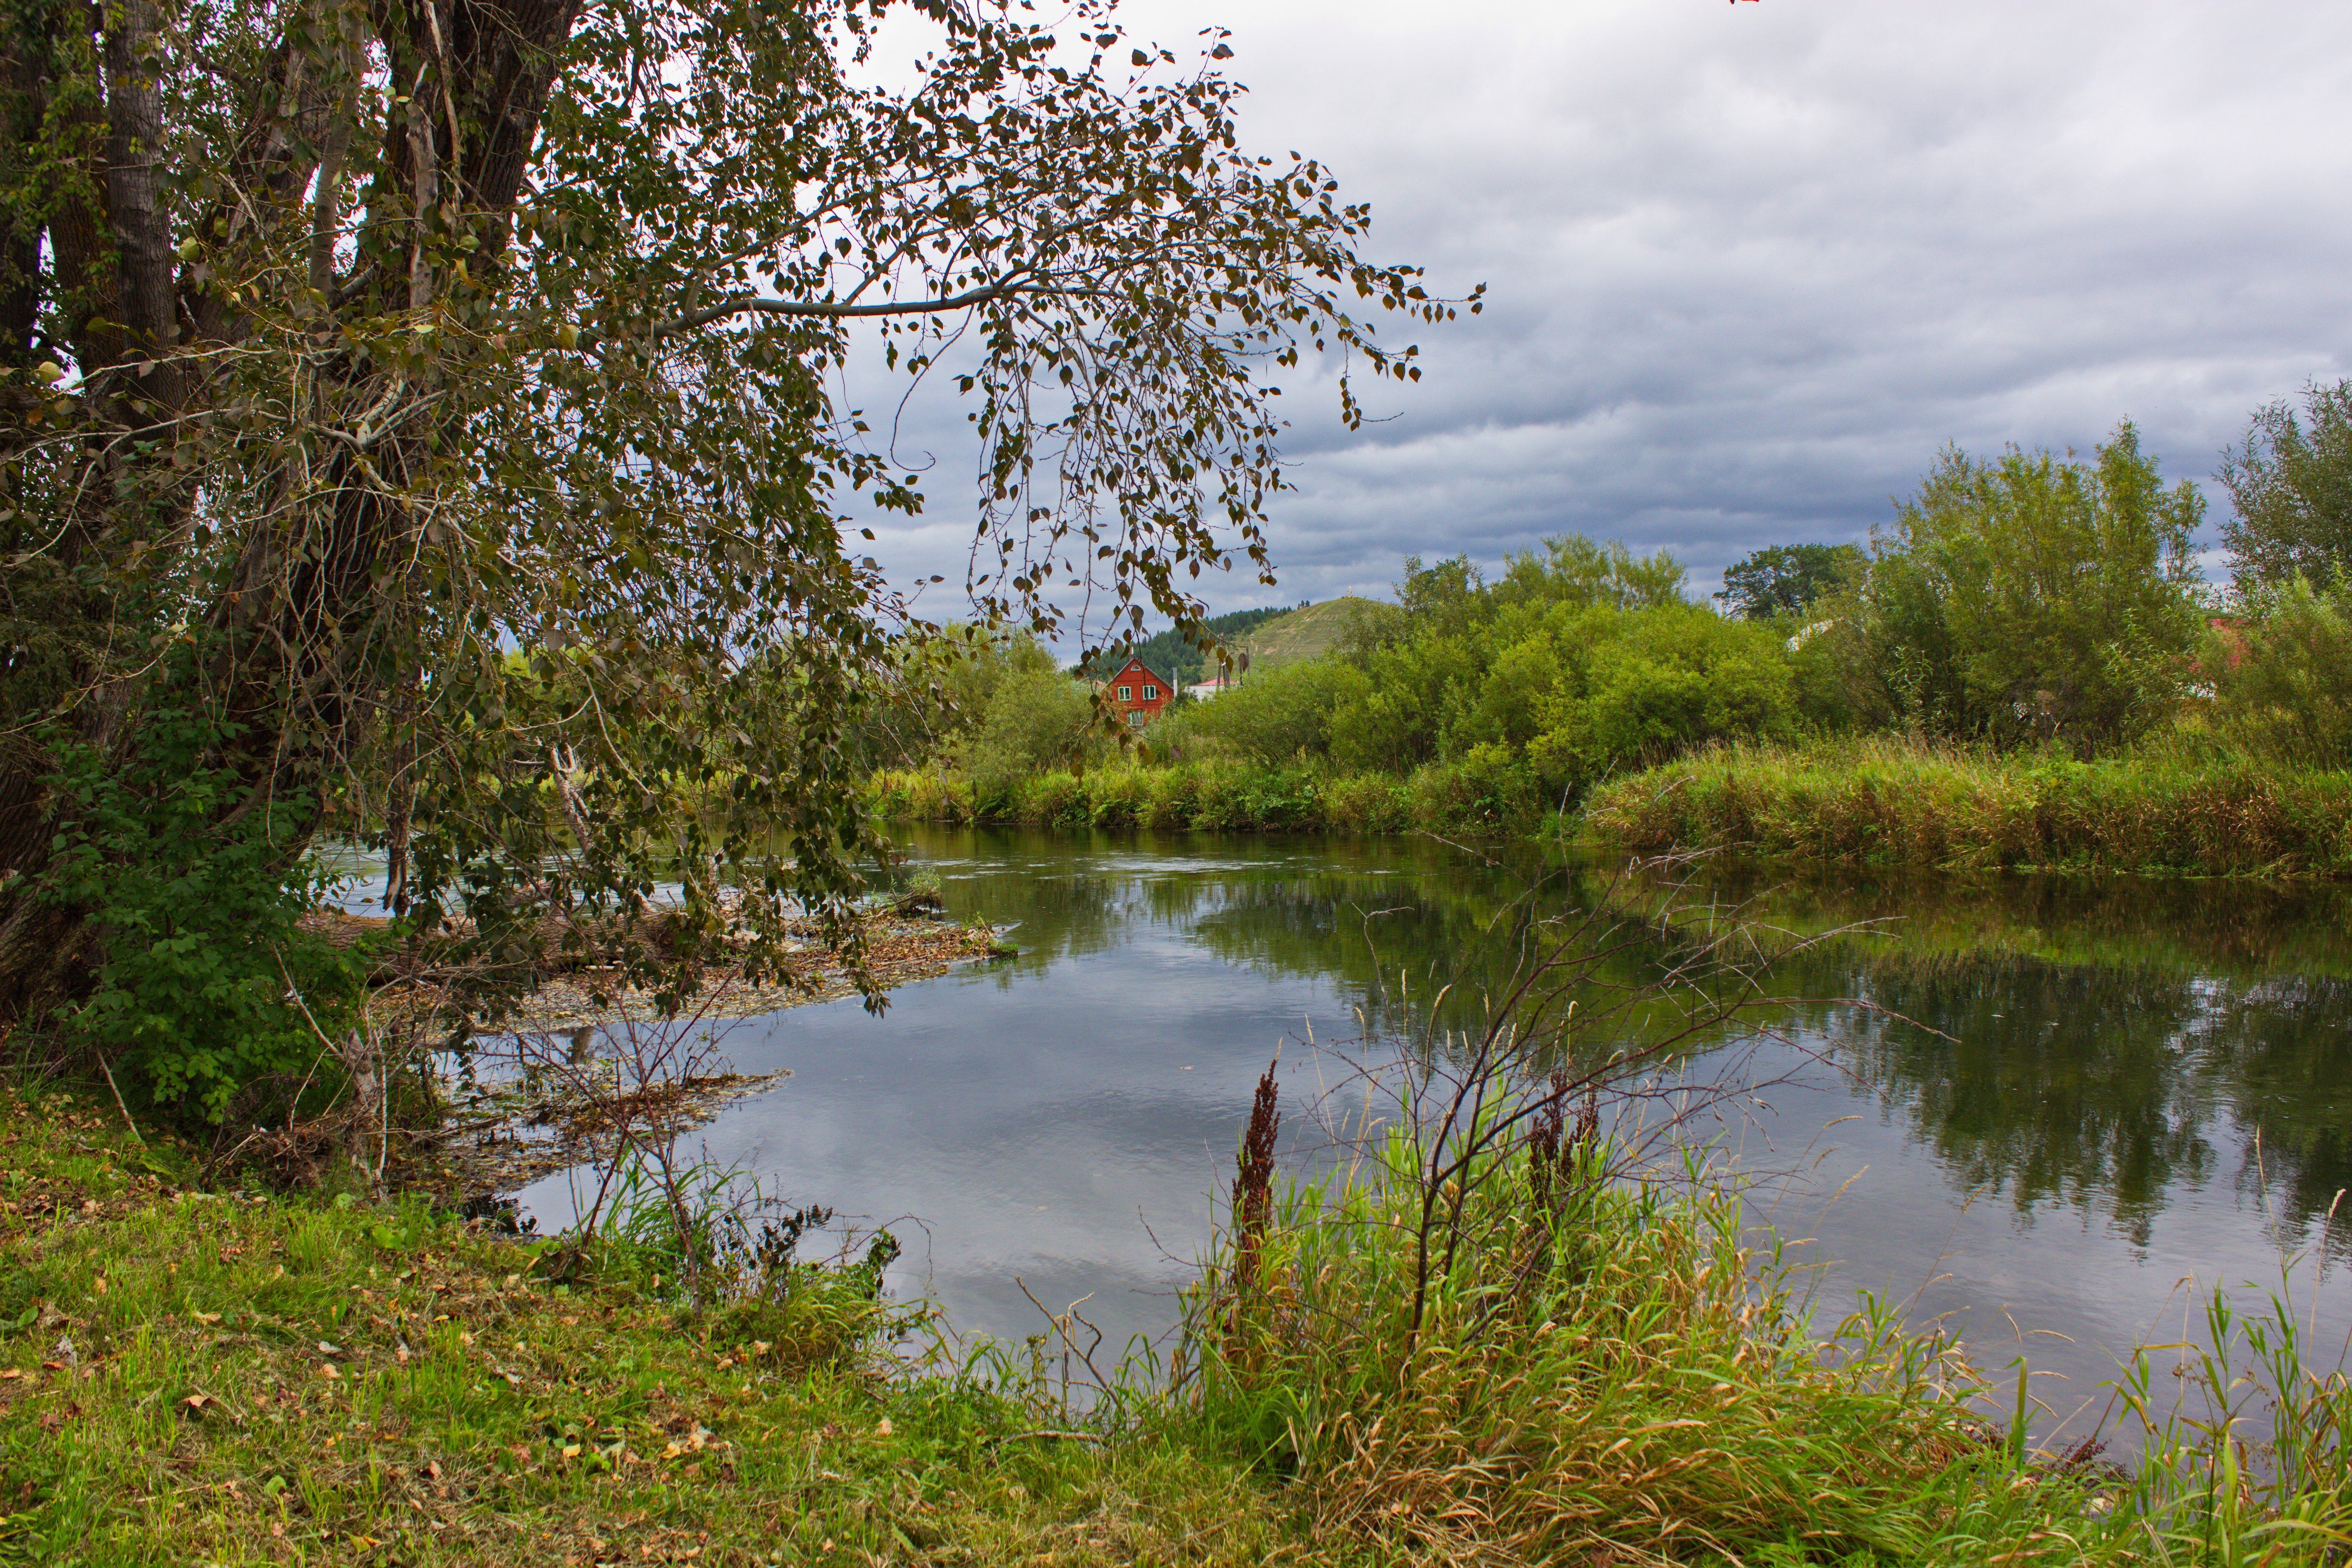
[{"xmin": 0, "ymin": 0, "xmax": 583, "ymax": 1029}]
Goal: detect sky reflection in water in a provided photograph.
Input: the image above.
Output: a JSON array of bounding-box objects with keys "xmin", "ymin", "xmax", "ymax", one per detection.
[{"xmin": 509, "ymin": 828, "xmax": 2352, "ymax": 1443}]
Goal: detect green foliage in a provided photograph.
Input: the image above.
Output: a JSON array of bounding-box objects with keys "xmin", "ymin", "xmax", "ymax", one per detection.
[
  {"xmin": 1840, "ymin": 423, "xmax": 2206, "ymax": 749},
  {"xmin": 2207, "ymin": 578, "xmax": 2352, "ymax": 765},
  {"xmin": 1488, "ymin": 533, "xmax": 1689, "ymax": 614},
  {"xmin": 1153, "ymin": 658, "xmax": 1370, "ymax": 764},
  {"xmin": 1337, "ymin": 595, "xmax": 1799, "ymax": 793},
  {"xmin": 0, "ymin": 0, "xmax": 1471, "ymax": 1030},
  {"xmin": 955, "ymin": 667, "xmax": 1107, "ymax": 791},
  {"xmin": 1586, "ymin": 735, "xmax": 2352, "ymax": 877},
  {"xmin": 39, "ymin": 708, "xmax": 378, "ymax": 1121},
  {"xmin": 1717, "ymin": 542, "xmax": 1865, "ymax": 620},
  {"xmin": 2220, "ymin": 378, "xmax": 2352, "ymax": 593}
]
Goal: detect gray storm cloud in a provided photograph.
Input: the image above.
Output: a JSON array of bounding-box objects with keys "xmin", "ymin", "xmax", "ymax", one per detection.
[{"xmin": 852, "ymin": 0, "xmax": 2352, "ymax": 618}]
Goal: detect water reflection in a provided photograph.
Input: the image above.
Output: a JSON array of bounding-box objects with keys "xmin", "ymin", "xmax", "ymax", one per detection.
[{"xmin": 491, "ymin": 828, "xmax": 2351, "ymax": 1411}]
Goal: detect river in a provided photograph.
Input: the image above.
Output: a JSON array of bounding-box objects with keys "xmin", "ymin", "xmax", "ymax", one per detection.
[{"xmin": 419, "ymin": 827, "xmax": 2352, "ymax": 1450}]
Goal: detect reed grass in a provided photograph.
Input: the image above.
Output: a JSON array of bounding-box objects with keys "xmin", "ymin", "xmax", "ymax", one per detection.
[
  {"xmin": 1585, "ymin": 736, "xmax": 2352, "ymax": 878},
  {"xmin": 868, "ymin": 761, "xmax": 1429, "ymax": 834},
  {"xmin": 1176, "ymin": 1089, "xmax": 2352, "ymax": 1566}
]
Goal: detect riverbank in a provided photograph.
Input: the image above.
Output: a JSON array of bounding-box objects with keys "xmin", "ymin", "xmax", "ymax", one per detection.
[
  {"xmin": 6, "ymin": 1074, "xmax": 2347, "ymax": 1564},
  {"xmin": 874, "ymin": 742, "xmax": 2352, "ymax": 882},
  {"xmin": 0, "ymin": 1087, "xmax": 1293, "ymax": 1567},
  {"xmin": 1585, "ymin": 738, "xmax": 2352, "ymax": 878},
  {"xmin": 867, "ymin": 759, "xmax": 1547, "ymax": 835}
]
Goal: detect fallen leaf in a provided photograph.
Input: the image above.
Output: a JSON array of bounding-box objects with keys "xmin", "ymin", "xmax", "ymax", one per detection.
[
  {"xmin": 562, "ymin": 1443, "xmax": 582, "ymax": 1458},
  {"xmin": 183, "ymin": 1394, "xmax": 212, "ymax": 1411},
  {"xmin": 877, "ymin": 1417, "xmax": 892, "ymax": 1437},
  {"xmin": 502, "ymin": 1372, "xmax": 521, "ymax": 1387},
  {"xmin": 191, "ymin": 1311, "xmax": 220, "ymax": 1325},
  {"xmin": 317, "ymin": 1340, "xmax": 343, "ymax": 1357},
  {"xmin": 39, "ymin": 1361, "xmax": 63, "ymax": 1371},
  {"xmin": 0, "ymin": 1369, "xmax": 20, "ymax": 1381},
  {"xmin": 318, "ymin": 1363, "xmax": 341, "ymax": 1380}
]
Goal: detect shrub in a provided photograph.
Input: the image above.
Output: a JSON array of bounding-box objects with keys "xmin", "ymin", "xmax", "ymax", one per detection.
[
  {"xmin": 1154, "ymin": 658, "xmax": 1371, "ymax": 764},
  {"xmin": 41, "ymin": 707, "xmax": 380, "ymax": 1122},
  {"xmin": 953, "ymin": 668, "xmax": 1106, "ymax": 787},
  {"xmin": 2207, "ymin": 578, "xmax": 2352, "ymax": 764},
  {"xmin": 1837, "ymin": 424, "xmax": 2206, "ymax": 750}
]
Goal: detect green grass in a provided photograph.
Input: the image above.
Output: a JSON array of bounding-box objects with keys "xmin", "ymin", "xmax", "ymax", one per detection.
[
  {"xmin": 1183, "ymin": 1102, "xmax": 2352, "ymax": 1568},
  {"xmin": 10, "ymin": 1075, "xmax": 2346, "ymax": 1566},
  {"xmin": 1584, "ymin": 736, "xmax": 2352, "ymax": 878},
  {"xmin": 0, "ymin": 1089, "xmax": 1304, "ymax": 1567},
  {"xmin": 1227, "ymin": 600, "xmax": 1376, "ymax": 673},
  {"xmin": 868, "ymin": 759, "xmax": 1549, "ymax": 836}
]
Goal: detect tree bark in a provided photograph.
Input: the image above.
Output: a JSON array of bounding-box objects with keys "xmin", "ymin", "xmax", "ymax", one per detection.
[{"xmin": 0, "ymin": 0, "xmax": 587, "ymax": 1030}]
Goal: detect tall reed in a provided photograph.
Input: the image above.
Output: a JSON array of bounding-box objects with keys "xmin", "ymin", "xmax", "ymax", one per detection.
[{"xmin": 1586, "ymin": 735, "xmax": 2352, "ymax": 878}]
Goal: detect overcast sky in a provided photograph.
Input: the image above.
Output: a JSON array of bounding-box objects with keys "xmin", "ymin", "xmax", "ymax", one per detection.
[{"xmin": 860, "ymin": 0, "xmax": 2352, "ymax": 625}]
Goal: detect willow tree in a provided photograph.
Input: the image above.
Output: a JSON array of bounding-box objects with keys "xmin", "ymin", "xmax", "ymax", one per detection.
[{"xmin": 0, "ymin": 0, "xmax": 1472, "ymax": 1071}]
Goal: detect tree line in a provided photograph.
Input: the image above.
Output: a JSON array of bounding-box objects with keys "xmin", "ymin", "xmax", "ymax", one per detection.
[{"xmin": 900, "ymin": 383, "xmax": 2352, "ymax": 819}]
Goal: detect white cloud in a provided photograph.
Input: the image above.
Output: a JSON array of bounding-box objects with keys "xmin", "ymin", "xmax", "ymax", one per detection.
[{"xmin": 855, "ymin": 0, "xmax": 2352, "ymax": 615}]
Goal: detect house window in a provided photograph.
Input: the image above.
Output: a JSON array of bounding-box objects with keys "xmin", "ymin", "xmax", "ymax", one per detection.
[
  {"xmin": 1117, "ymin": 684, "xmax": 1132, "ymax": 701},
  {"xmin": 1142, "ymin": 685, "xmax": 1157, "ymax": 699},
  {"xmin": 1128, "ymin": 710, "xmax": 1147, "ymax": 728}
]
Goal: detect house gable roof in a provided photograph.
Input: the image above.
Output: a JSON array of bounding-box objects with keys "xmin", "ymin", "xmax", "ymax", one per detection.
[{"xmin": 1110, "ymin": 655, "xmax": 1172, "ymax": 689}]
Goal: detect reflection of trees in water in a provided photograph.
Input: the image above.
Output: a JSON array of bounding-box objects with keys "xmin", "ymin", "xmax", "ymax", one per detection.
[
  {"xmin": 898, "ymin": 824, "xmax": 2352, "ymax": 1254},
  {"xmin": 1666, "ymin": 862, "xmax": 2352, "ymax": 983},
  {"xmin": 2194, "ymin": 977, "xmax": 2352, "ymax": 1242},
  {"xmin": 1816, "ymin": 952, "xmax": 2352, "ymax": 1254}
]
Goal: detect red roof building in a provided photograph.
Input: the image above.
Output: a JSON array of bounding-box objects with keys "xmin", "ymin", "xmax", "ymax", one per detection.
[{"xmin": 1101, "ymin": 656, "xmax": 1174, "ymax": 730}]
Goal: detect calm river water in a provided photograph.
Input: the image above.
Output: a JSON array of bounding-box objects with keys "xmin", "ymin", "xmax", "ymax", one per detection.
[{"xmin": 480, "ymin": 828, "xmax": 2352, "ymax": 1447}]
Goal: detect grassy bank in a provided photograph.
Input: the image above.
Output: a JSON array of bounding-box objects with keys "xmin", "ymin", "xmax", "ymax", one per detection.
[
  {"xmin": 8, "ymin": 1079, "xmax": 2349, "ymax": 1565},
  {"xmin": 1193, "ymin": 1108, "xmax": 2352, "ymax": 1567},
  {"xmin": 0, "ymin": 1089, "xmax": 1291, "ymax": 1567},
  {"xmin": 1585, "ymin": 738, "xmax": 2352, "ymax": 878},
  {"xmin": 868, "ymin": 760, "xmax": 1558, "ymax": 836}
]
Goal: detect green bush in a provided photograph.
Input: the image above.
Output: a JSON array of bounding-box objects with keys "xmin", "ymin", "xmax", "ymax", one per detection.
[
  {"xmin": 41, "ymin": 708, "xmax": 379, "ymax": 1121},
  {"xmin": 1154, "ymin": 658, "xmax": 1371, "ymax": 764},
  {"xmin": 1835, "ymin": 424, "xmax": 2206, "ymax": 749},
  {"xmin": 2207, "ymin": 577, "xmax": 2352, "ymax": 764},
  {"xmin": 1432, "ymin": 601, "xmax": 1800, "ymax": 794},
  {"xmin": 953, "ymin": 667, "xmax": 1106, "ymax": 788}
]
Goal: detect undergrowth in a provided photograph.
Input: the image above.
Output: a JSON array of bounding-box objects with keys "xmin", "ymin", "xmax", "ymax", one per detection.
[
  {"xmin": 1584, "ymin": 736, "xmax": 2352, "ymax": 877},
  {"xmin": 6, "ymin": 1065, "xmax": 2345, "ymax": 1566},
  {"xmin": 0, "ymin": 1087, "xmax": 1304, "ymax": 1568},
  {"xmin": 867, "ymin": 759, "xmax": 1556, "ymax": 837},
  {"xmin": 1176, "ymin": 1091, "xmax": 2352, "ymax": 1567}
]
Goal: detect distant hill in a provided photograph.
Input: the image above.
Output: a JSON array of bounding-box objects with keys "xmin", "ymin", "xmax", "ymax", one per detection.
[
  {"xmin": 1078, "ymin": 604, "xmax": 1298, "ymax": 688},
  {"xmin": 1229, "ymin": 597, "xmax": 1374, "ymax": 673}
]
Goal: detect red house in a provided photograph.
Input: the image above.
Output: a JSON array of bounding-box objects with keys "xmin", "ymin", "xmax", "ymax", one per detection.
[{"xmin": 1101, "ymin": 656, "xmax": 1174, "ymax": 730}]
